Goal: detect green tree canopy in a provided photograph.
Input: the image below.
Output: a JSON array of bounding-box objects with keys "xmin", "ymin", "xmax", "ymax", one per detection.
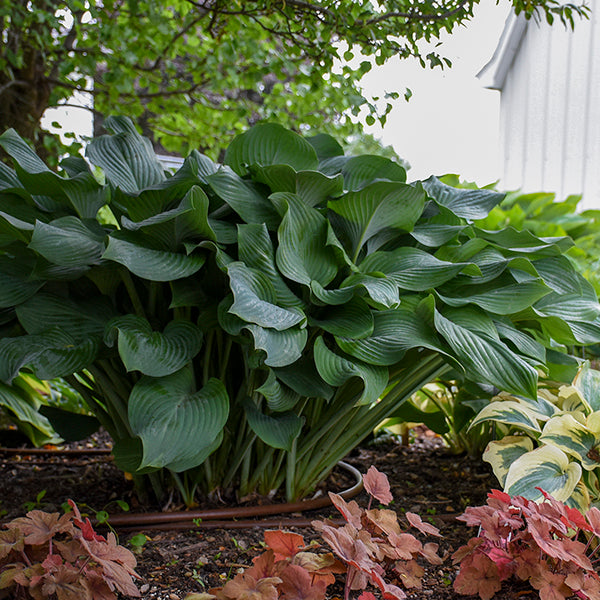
[{"xmin": 2, "ymin": 0, "xmax": 589, "ymax": 157}]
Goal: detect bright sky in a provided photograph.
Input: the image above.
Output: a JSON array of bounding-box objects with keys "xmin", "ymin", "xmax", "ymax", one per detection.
[
  {"xmin": 361, "ymin": 1, "xmax": 512, "ymax": 186},
  {"xmin": 43, "ymin": 1, "xmax": 512, "ymax": 186}
]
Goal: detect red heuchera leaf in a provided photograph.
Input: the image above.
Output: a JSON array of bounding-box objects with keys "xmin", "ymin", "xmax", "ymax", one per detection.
[
  {"xmin": 222, "ymin": 573, "xmax": 282, "ymax": 600},
  {"xmin": 358, "ymin": 593, "xmax": 378, "ymax": 600},
  {"xmin": 363, "ymin": 466, "xmax": 393, "ymax": 506},
  {"xmin": 454, "ymin": 552, "xmax": 501, "ymax": 600},
  {"xmin": 276, "ymin": 563, "xmax": 328, "ymax": 600},
  {"xmin": 329, "ymin": 493, "xmax": 363, "ymax": 529},
  {"xmin": 585, "ymin": 506, "xmax": 600, "ymax": 535},
  {"xmin": 6, "ymin": 510, "xmax": 73, "ymax": 545},
  {"xmin": 263, "ymin": 530, "xmax": 304, "ymax": 561},
  {"xmin": 248, "ymin": 550, "xmax": 277, "ymax": 580},
  {"xmin": 405, "ymin": 512, "xmax": 441, "ymax": 538},
  {"xmin": 487, "ymin": 489, "xmax": 511, "ymax": 508},
  {"xmin": 318, "ymin": 523, "xmax": 377, "ymax": 574},
  {"xmin": 514, "ymin": 546, "xmax": 544, "ymax": 581},
  {"xmin": 483, "ymin": 546, "xmax": 514, "ymax": 581},
  {"xmin": 68, "ymin": 499, "xmax": 106, "ymax": 543}
]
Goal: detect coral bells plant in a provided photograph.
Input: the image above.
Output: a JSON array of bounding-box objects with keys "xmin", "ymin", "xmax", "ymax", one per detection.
[
  {"xmin": 453, "ymin": 488, "xmax": 600, "ymax": 600},
  {"xmin": 191, "ymin": 529, "xmax": 343, "ymax": 600},
  {"xmin": 0, "ymin": 500, "xmax": 140, "ymax": 600},
  {"xmin": 313, "ymin": 466, "xmax": 443, "ymax": 600}
]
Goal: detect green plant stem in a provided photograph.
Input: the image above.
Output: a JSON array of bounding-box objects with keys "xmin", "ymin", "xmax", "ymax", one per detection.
[
  {"xmin": 286, "ymin": 439, "xmax": 297, "ymax": 501},
  {"xmin": 121, "ymin": 270, "xmax": 147, "ymax": 319}
]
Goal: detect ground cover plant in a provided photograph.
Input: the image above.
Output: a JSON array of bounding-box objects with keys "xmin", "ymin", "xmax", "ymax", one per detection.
[
  {"xmin": 0, "ymin": 500, "xmax": 139, "ymax": 600},
  {"xmin": 1, "ymin": 118, "xmax": 600, "ymax": 506},
  {"xmin": 472, "ymin": 362, "xmax": 600, "ymax": 510},
  {"xmin": 453, "ymin": 488, "xmax": 600, "ymax": 600}
]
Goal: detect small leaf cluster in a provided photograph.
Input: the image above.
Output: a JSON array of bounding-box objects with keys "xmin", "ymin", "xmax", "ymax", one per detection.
[
  {"xmin": 187, "ymin": 529, "xmax": 343, "ymax": 600},
  {"xmin": 0, "ymin": 500, "xmax": 140, "ymax": 600},
  {"xmin": 313, "ymin": 466, "xmax": 442, "ymax": 600},
  {"xmin": 453, "ymin": 489, "xmax": 600, "ymax": 600}
]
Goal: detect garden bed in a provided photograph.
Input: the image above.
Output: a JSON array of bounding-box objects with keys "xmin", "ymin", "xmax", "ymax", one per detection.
[{"xmin": 0, "ymin": 429, "xmax": 536, "ymax": 600}]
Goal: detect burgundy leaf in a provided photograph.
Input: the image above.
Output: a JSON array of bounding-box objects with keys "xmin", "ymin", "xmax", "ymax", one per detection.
[{"xmin": 363, "ymin": 466, "xmax": 393, "ymax": 505}]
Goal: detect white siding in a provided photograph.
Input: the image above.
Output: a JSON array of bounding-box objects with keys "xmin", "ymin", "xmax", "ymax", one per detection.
[{"xmin": 499, "ymin": 4, "xmax": 600, "ymax": 209}]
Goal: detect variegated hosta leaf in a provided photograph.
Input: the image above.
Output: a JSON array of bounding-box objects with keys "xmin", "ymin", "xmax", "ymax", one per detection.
[
  {"xmin": 503, "ymin": 445, "xmax": 582, "ymax": 503},
  {"xmin": 313, "ymin": 337, "xmax": 388, "ymax": 405},
  {"xmin": 256, "ymin": 370, "xmax": 301, "ymax": 412},
  {"xmin": 359, "ymin": 247, "xmax": 468, "ymax": 292},
  {"xmin": 433, "ymin": 310, "xmax": 538, "ymax": 398},
  {"xmin": 102, "ymin": 233, "xmax": 206, "ymax": 281},
  {"xmin": 0, "ymin": 329, "xmax": 99, "ymax": 383},
  {"xmin": 469, "ymin": 400, "xmax": 542, "ymax": 434},
  {"xmin": 328, "ymin": 181, "xmax": 425, "ymax": 260},
  {"xmin": 272, "ymin": 192, "xmax": 340, "ymax": 287},
  {"xmin": 574, "ymin": 362, "xmax": 600, "ymax": 412},
  {"xmin": 104, "ymin": 315, "xmax": 203, "ymax": 377},
  {"xmin": 243, "ymin": 399, "xmax": 304, "ymax": 451},
  {"xmin": 128, "ymin": 368, "xmax": 229, "ymax": 472},
  {"xmin": 539, "ymin": 413, "xmax": 600, "ymax": 471},
  {"xmin": 28, "ymin": 217, "xmax": 105, "ymax": 268},
  {"xmin": 483, "ymin": 436, "xmax": 534, "ymax": 487},
  {"xmin": 556, "ymin": 385, "xmax": 591, "ymax": 413},
  {"xmin": 226, "ymin": 262, "xmax": 306, "ymax": 331},
  {"xmin": 224, "ymin": 123, "xmax": 319, "ymax": 176},
  {"xmin": 422, "ymin": 177, "xmax": 505, "ymax": 220},
  {"xmin": 243, "ymin": 324, "xmax": 308, "ymax": 368}
]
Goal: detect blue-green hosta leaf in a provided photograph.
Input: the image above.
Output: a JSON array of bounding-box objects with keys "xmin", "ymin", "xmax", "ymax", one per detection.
[
  {"xmin": 573, "ymin": 363, "xmax": 600, "ymax": 412},
  {"xmin": 440, "ymin": 307, "xmax": 499, "ymax": 339},
  {"xmin": 469, "ymin": 399, "xmax": 542, "ymax": 433},
  {"xmin": 0, "ymin": 330, "xmax": 99, "ymax": 383},
  {"xmin": 309, "ymin": 297, "xmax": 373, "ymax": 339},
  {"xmin": 306, "ymin": 133, "xmax": 344, "ymax": 161},
  {"xmin": 422, "ymin": 176, "xmax": 505, "ymax": 220},
  {"xmin": 0, "ymin": 261, "xmax": 44, "ymax": 308},
  {"xmin": 474, "ymin": 227, "xmax": 573, "ymax": 256},
  {"xmin": 129, "ymin": 369, "xmax": 229, "ymax": 472},
  {"xmin": 243, "ymin": 399, "xmax": 304, "ymax": 451},
  {"xmin": 105, "ymin": 315, "xmax": 203, "ymax": 377},
  {"xmin": 244, "ymin": 324, "xmax": 308, "ymax": 367},
  {"xmin": 494, "ymin": 320, "xmax": 547, "ymax": 364},
  {"xmin": 61, "ymin": 174, "xmax": 110, "ymax": 220},
  {"xmin": 86, "ymin": 116, "xmax": 165, "ymax": 194},
  {"xmin": 483, "ymin": 436, "xmax": 535, "ymax": 487},
  {"xmin": 340, "ymin": 273, "xmax": 400, "ymax": 309},
  {"xmin": 336, "ymin": 305, "xmax": 447, "ymax": 366},
  {"xmin": 273, "ymin": 355, "xmax": 334, "ymax": 401},
  {"xmin": 359, "ymin": 247, "xmax": 468, "ymax": 292},
  {"xmin": 438, "ymin": 276, "xmax": 551, "ymax": 315},
  {"xmin": 272, "ymin": 192, "xmax": 340, "ymax": 287},
  {"xmin": 102, "ymin": 234, "xmax": 205, "ymax": 281},
  {"xmin": 0, "ymin": 129, "xmax": 51, "ymax": 175},
  {"xmin": 296, "ymin": 171, "xmax": 344, "ymax": 206},
  {"xmin": 310, "ymin": 282, "xmax": 355, "ymax": 306},
  {"xmin": 339, "ymin": 155, "xmax": 407, "ymax": 191},
  {"xmin": 567, "ymin": 319, "xmax": 600, "ymax": 345},
  {"xmin": 534, "ymin": 256, "xmax": 598, "ymax": 298},
  {"xmin": 256, "ymin": 370, "xmax": 301, "ymax": 412},
  {"xmin": 28, "ymin": 217, "xmax": 105, "ymax": 268},
  {"xmin": 314, "ymin": 337, "xmax": 388, "ymax": 405},
  {"xmin": 533, "ymin": 293, "xmax": 600, "ymax": 322},
  {"xmin": 434, "ymin": 310, "xmax": 538, "ymax": 398},
  {"xmin": 504, "ymin": 445, "xmax": 582, "ymax": 503},
  {"xmin": 540, "ymin": 413, "xmax": 600, "ymax": 471},
  {"xmin": 328, "ymin": 181, "xmax": 425, "ymax": 260},
  {"xmin": 249, "ymin": 164, "xmax": 296, "ymax": 193},
  {"xmin": 0, "ymin": 381, "xmax": 58, "ymax": 444},
  {"xmin": 207, "ymin": 167, "xmax": 280, "ymax": 229},
  {"xmin": 237, "ymin": 224, "xmax": 302, "ymax": 309},
  {"xmin": 225, "ymin": 123, "xmax": 318, "ymax": 176},
  {"xmin": 410, "ymin": 223, "xmax": 466, "ymax": 247},
  {"xmin": 16, "ymin": 293, "xmax": 113, "ymax": 338},
  {"xmin": 227, "ymin": 262, "xmax": 305, "ymax": 331}
]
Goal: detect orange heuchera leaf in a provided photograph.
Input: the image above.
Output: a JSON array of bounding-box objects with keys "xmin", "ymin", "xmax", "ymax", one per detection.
[
  {"xmin": 363, "ymin": 466, "xmax": 393, "ymax": 505},
  {"xmin": 394, "ymin": 559, "xmax": 424, "ymax": 589},
  {"xmin": 405, "ymin": 512, "xmax": 441, "ymax": 538},
  {"xmin": 358, "ymin": 593, "xmax": 377, "ymax": 600},
  {"xmin": 277, "ymin": 563, "xmax": 328, "ymax": 600},
  {"xmin": 263, "ymin": 530, "xmax": 305, "ymax": 561},
  {"xmin": 365, "ymin": 508, "xmax": 401, "ymax": 537},
  {"xmin": 222, "ymin": 573, "xmax": 282, "ymax": 600},
  {"xmin": 39, "ymin": 563, "xmax": 82, "ymax": 600},
  {"xmin": 7, "ymin": 510, "xmax": 74, "ymax": 546},
  {"xmin": 248, "ymin": 550, "xmax": 277, "ymax": 580},
  {"xmin": 453, "ymin": 552, "xmax": 501, "ymax": 600}
]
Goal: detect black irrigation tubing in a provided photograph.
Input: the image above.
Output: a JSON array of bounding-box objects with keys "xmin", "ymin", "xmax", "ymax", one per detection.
[{"xmin": 98, "ymin": 461, "xmax": 364, "ymax": 531}]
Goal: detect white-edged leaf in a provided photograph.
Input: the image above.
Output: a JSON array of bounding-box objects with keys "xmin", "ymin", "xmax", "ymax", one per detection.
[{"xmin": 483, "ymin": 436, "xmax": 535, "ymax": 487}]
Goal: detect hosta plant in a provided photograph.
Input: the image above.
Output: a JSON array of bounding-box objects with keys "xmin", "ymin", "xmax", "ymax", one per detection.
[
  {"xmin": 187, "ymin": 529, "xmax": 343, "ymax": 600},
  {"xmin": 1, "ymin": 117, "xmax": 599, "ymax": 504},
  {"xmin": 453, "ymin": 488, "xmax": 600, "ymax": 600},
  {"xmin": 0, "ymin": 500, "xmax": 140, "ymax": 599},
  {"xmin": 313, "ymin": 466, "xmax": 442, "ymax": 600},
  {"xmin": 472, "ymin": 362, "xmax": 600, "ymax": 510}
]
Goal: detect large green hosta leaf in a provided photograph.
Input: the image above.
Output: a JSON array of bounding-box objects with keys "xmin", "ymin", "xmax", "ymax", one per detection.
[
  {"xmin": 243, "ymin": 399, "xmax": 304, "ymax": 451},
  {"xmin": 128, "ymin": 367, "xmax": 229, "ymax": 472},
  {"xmin": 105, "ymin": 315, "xmax": 203, "ymax": 377},
  {"xmin": 244, "ymin": 324, "xmax": 308, "ymax": 367}
]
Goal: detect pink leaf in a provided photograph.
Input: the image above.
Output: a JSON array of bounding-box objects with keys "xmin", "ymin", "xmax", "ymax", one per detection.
[
  {"xmin": 405, "ymin": 512, "xmax": 441, "ymax": 538},
  {"xmin": 363, "ymin": 466, "xmax": 393, "ymax": 505},
  {"xmin": 453, "ymin": 552, "xmax": 502, "ymax": 600},
  {"xmin": 329, "ymin": 493, "xmax": 363, "ymax": 529},
  {"xmin": 358, "ymin": 593, "xmax": 378, "ymax": 600}
]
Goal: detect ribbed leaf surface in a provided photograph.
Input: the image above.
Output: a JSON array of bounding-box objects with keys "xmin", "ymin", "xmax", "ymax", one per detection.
[
  {"xmin": 243, "ymin": 399, "xmax": 304, "ymax": 451},
  {"xmin": 244, "ymin": 324, "xmax": 307, "ymax": 367}
]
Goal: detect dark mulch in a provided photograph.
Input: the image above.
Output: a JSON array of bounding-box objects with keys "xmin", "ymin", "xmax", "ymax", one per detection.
[{"xmin": 0, "ymin": 428, "xmax": 536, "ymax": 600}]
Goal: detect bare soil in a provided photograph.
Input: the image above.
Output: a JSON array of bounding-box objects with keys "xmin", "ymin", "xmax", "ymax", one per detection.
[{"xmin": 0, "ymin": 428, "xmax": 537, "ymax": 600}]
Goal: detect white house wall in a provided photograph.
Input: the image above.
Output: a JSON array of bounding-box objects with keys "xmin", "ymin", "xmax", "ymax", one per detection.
[{"xmin": 499, "ymin": 7, "xmax": 600, "ymax": 209}]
